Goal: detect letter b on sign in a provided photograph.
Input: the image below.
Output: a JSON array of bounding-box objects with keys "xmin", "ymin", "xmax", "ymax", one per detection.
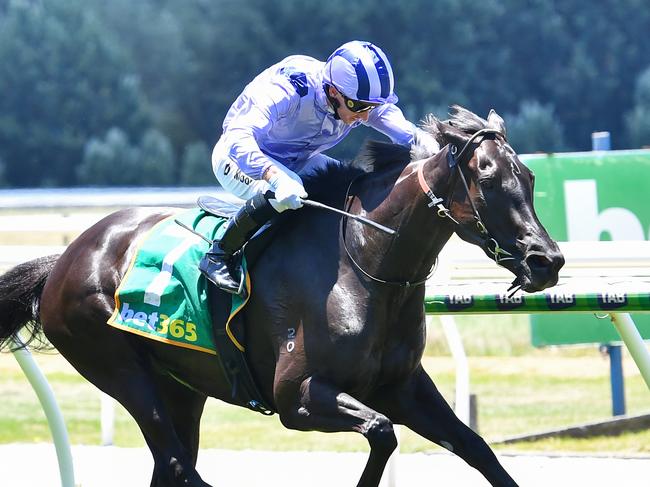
[{"xmin": 565, "ymin": 180, "xmax": 645, "ymax": 241}]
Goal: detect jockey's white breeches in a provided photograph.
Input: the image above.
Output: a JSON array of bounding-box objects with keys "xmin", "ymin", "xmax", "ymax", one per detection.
[{"xmin": 211, "ymin": 137, "xmax": 339, "ymax": 212}]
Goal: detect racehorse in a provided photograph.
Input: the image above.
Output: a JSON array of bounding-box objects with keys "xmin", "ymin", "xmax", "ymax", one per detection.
[{"xmin": 0, "ymin": 106, "xmax": 563, "ymax": 487}]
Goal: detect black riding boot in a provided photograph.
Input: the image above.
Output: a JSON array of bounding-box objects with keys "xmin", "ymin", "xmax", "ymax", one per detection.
[{"xmin": 199, "ymin": 192, "xmax": 278, "ymax": 295}]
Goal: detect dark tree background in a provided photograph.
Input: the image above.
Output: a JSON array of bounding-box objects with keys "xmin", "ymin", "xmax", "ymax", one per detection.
[{"xmin": 1, "ymin": 0, "xmax": 649, "ymax": 187}]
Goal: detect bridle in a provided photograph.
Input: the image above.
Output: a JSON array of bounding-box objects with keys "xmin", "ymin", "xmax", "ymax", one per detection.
[
  {"xmin": 417, "ymin": 128, "xmax": 515, "ymax": 265},
  {"xmin": 342, "ymin": 127, "xmax": 515, "ymax": 288}
]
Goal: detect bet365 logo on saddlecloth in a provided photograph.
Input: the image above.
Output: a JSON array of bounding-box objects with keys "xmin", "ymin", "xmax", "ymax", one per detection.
[{"xmin": 118, "ymin": 302, "xmax": 199, "ymax": 342}]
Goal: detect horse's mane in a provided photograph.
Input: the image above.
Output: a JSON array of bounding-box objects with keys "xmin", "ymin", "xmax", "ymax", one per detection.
[
  {"xmin": 429, "ymin": 104, "xmax": 490, "ymax": 134},
  {"xmin": 417, "ymin": 104, "xmax": 491, "ymax": 156},
  {"xmin": 302, "ymin": 105, "xmax": 488, "ymax": 205}
]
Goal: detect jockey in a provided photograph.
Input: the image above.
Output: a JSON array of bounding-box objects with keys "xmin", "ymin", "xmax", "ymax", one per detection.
[{"xmin": 201, "ymin": 40, "xmax": 437, "ymax": 294}]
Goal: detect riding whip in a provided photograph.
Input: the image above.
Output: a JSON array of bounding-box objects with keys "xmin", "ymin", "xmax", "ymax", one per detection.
[{"xmin": 301, "ymin": 199, "xmax": 396, "ymax": 235}]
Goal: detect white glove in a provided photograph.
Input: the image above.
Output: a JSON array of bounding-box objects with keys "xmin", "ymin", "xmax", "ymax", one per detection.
[{"xmin": 267, "ymin": 170, "xmax": 307, "ymax": 211}]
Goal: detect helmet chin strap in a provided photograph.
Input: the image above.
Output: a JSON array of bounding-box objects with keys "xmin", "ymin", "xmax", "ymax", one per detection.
[{"xmin": 323, "ymin": 83, "xmax": 341, "ymax": 120}]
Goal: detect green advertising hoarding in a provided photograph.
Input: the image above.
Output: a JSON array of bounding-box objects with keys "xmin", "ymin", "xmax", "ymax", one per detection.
[{"xmin": 521, "ymin": 149, "xmax": 650, "ymax": 346}]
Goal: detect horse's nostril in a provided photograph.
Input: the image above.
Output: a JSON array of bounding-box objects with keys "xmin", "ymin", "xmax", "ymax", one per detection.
[{"xmin": 526, "ymin": 253, "xmax": 552, "ymax": 270}]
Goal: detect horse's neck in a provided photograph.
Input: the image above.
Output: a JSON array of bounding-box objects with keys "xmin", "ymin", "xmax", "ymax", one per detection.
[{"xmin": 353, "ymin": 154, "xmax": 455, "ymax": 284}]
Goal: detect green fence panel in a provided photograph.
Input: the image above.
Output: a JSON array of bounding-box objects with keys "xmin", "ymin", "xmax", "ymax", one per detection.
[{"xmin": 522, "ymin": 150, "xmax": 650, "ymax": 346}]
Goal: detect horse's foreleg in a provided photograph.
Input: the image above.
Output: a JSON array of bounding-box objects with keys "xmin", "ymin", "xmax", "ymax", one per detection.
[
  {"xmin": 276, "ymin": 376, "xmax": 397, "ymax": 487},
  {"xmin": 376, "ymin": 366, "xmax": 518, "ymax": 487}
]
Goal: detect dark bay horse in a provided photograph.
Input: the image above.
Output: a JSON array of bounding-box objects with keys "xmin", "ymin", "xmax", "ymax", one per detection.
[{"xmin": 0, "ymin": 106, "xmax": 563, "ymax": 487}]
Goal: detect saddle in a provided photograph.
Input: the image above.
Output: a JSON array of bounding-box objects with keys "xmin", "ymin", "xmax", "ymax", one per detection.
[
  {"xmin": 197, "ymin": 195, "xmax": 240, "ymax": 219},
  {"xmin": 198, "ymin": 195, "xmax": 277, "ymax": 416}
]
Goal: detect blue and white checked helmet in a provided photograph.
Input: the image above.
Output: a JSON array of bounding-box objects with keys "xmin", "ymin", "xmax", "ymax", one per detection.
[{"xmin": 323, "ymin": 41, "xmax": 397, "ymax": 105}]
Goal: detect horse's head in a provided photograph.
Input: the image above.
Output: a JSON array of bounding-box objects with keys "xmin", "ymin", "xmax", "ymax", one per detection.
[{"xmin": 424, "ymin": 106, "xmax": 564, "ymax": 292}]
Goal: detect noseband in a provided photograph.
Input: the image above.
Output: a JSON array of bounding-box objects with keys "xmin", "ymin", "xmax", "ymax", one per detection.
[{"xmin": 342, "ymin": 127, "xmax": 514, "ymax": 288}]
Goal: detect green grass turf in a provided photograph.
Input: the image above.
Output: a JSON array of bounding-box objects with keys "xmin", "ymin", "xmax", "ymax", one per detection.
[{"xmin": 1, "ymin": 338, "xmax": 648, "ymax": 455}]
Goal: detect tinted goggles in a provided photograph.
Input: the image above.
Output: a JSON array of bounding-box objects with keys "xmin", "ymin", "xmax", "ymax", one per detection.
[{"xmin": 342, "ymin": 95, "xmax": 381, "ymax": 113}]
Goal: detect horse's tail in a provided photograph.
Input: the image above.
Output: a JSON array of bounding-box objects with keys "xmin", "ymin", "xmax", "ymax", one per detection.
[{"xmin": 0, "ymin": 255, "xmax": 60, "ymax": 351}]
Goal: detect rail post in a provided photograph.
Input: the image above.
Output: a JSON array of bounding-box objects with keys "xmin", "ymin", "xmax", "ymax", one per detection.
[
  {"xmin": 592, "ymin": 130, "xmax": 627, "ymax": 416},
  {"xmin": 11, "ymin": 339, "xmax": 75, "ymax": 487}
]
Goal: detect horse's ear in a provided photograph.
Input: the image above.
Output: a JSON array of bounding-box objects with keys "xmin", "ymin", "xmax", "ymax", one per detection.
[{"xmin": 487, "ymin": 109, "xmax": 506, "ymax": 136}]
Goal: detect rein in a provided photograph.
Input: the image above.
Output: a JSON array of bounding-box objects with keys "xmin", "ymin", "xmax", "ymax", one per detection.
[
  {"xmin": 341, "ymin": 175, "xmax": 437, "ymax": 288},
  {"xmin": 342, "ymin": 127, "xmax": 514, "ymax": 288}
]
